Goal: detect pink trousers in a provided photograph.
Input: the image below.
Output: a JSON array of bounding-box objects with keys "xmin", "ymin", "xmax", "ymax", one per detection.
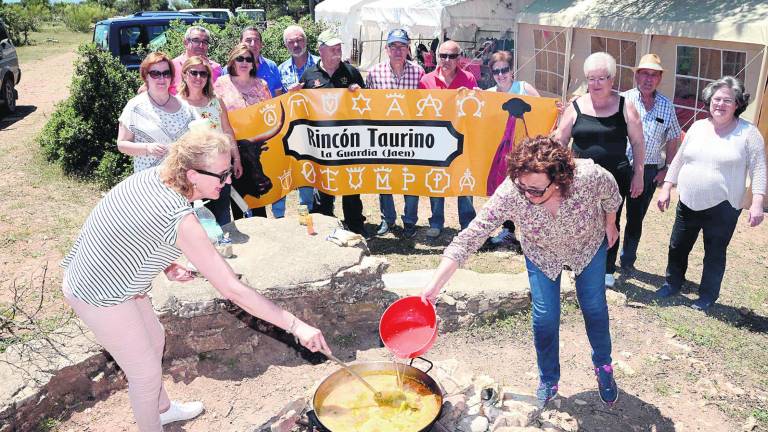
[{"xmin": 64, "ymin": 286, "xmax": 170, "ymax": 432}]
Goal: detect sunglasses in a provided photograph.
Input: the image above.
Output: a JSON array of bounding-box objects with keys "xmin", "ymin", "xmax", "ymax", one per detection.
[
  {"xmin": 147, "ymin": 70, "xmax": 172, "ymax": 79},
  {"xmin": 514, "ymin": 180, "xmax": 552, "ymax": 198},
  {"xmin": 235, "ymin": 56, "xmax": 255, "ymax": 63},
  {"xmin": 492, "ymin": 66, "xmax": 511, "ymax": 75},
  {"xmin": 187, "ymin": 70, "xmax": 209, "ymax": 78},
  {"xmin": 438, "ymin": 53, "xmax": 459, "ymax": 60},
  {"xmin": 194, "ymin": 167, "xmax": 233, "ymax": 183}
]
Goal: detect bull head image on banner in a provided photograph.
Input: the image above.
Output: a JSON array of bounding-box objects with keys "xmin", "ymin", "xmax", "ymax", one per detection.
[
  {"xmin": 233, "ymin": 104, "xmax": 286, "ymax": 199},
  {"xmin": 486, "ymin": 97, "xmax": 532, "ymax": 196}
]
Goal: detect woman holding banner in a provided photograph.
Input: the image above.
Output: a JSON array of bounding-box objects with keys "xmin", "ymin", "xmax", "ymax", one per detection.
[
  {"xmin": 61, "ymin": 129, "xmax": 330, "ymax": 431},
  {"xmin": 421, "ymin": 136, "xmax": 622, "ymax": 408},
  {"xmin": 118, "ymin": 52, "xmax": 196, "ymax": 173},
  {"xmin": 179, "ymin": 55, "xmax": 242, "ymax": 226},
  {"xmin": 214, "ymin": 43, "xmax": 272, "ymax": 219}
]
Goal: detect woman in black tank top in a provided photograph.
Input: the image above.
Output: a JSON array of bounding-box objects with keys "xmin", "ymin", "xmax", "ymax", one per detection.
[{"xmin": 553, "ymin": 52, "xmax": 645, "ymax": 284}]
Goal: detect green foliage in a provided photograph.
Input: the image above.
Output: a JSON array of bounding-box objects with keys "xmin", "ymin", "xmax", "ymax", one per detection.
[
  {"xmin": 0, "ymin": 3, "xmax": 47, "ymax": 45},
  {"xmin": 38, "ymin": 43, "xmax": 141, "ymax": 187},
  {"xmin": 169, "ymin": 0, "xmax": 193, "ymax": 11},
  {"xmin": 62, "ymin": 3, "xmax": 114, "ymax": 33},
  {"xmin": 261, "ymin": 15, "xmax": 324, "ymax": 65},
  {"xmin": 151, "ymin": 15, "xmax": 324, "ymax": 67},
  {"xmin": 112, "ymin": 0, "xmax": 170, "ymax": 15},
  {"xmin": 95, "ymin": 150, "xmax": 132, "ymax": 189}
]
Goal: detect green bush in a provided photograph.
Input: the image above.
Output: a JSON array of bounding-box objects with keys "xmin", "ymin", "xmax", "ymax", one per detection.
[
  {"xmin": 152, "ymin": 15, "xmax": 325, "ymax": 67},
  {"xmin": 95, "ymin": 151, "xmax": 132, "ymax": 189},
  {"xmin": 38, "ymin": 43, "xmax": 141, "ymax": 187},
  {"xmin": 0, "ymin": 4, "xmax": 45, "ymax": 45},
  {"xmin": 62, "ymin": 3, "xmax": 114, "ymax": 33}
]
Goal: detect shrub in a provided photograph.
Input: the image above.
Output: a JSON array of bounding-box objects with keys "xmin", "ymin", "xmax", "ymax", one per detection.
[
  {"xmin": 62, "ymin": 4, "xmax": 113, "ymax": 33},
  {"xmin": 95, "ymin": 151, "xmax": 132, "ymax": 189},
  {"xmin": 261, "ymin": 15, "xmax": 325, "ymax": 65},
  {"xmin": 0, "ymin": 4, "xmax": 43, "ymax": 46},
  {"xmin": 38, "ymin": 43, "xmax": 141, "ymax": 187}
]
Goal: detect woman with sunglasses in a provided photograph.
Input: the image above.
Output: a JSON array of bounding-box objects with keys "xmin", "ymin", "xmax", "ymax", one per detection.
[
  {"xmin": 61, "ymin": 129, "xmax": 330, "ymax": 431},
  {"xmin": 118, "ymin": 52, "xmax": 196, "ymax": 173},
  {"xmin": 421, "ymin": 136, "xmax": 622, "ymax": 408},
  {"xmin": 214, "ymin": 43, "xmax": 272, "ymax": 218},
  {"xmin": 179, "ymin": 56, "xmax": 243, "ymax": 226},
  {"xmin": 485, "ymin": 50, "xmax": 542, "ymax": 250}
]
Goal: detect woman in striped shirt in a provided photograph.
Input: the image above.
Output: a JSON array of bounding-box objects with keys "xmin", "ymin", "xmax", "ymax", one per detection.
[{"xmin": 61, "ymin": 129, "xmax": 330, "ymax": 431}]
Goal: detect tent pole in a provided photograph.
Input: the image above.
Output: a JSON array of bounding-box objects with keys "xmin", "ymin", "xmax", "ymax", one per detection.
[
  {"xmin": 753, "ymin": 45, "xmax": 768, "ymax": 136},
  {"xmin": 561, "ymin": 27, "xmax": 574, "ymax": 101}
]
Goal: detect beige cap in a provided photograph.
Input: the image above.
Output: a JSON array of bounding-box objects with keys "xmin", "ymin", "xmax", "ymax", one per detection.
[{"xmin": 635, "ymin": 53, "xmax": 664, "ymax": 72}]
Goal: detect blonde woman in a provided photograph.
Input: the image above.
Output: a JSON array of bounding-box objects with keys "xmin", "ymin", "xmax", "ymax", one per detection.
[
  {"xmin": 179, "ymin": 56, "xmax": 242, "ymax": 226},
  {"xmin": 118, "ymin": 52, "xmax": 196, "ymax": 172},
  {"xmin": 61, "ymin": 129, "xmax": 330, "ymax": 431}
]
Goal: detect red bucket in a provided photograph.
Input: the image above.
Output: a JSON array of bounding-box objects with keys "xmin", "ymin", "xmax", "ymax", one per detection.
[{"xmin": 379, "ymin": 296, "xmax": 438, "ymax": 358}]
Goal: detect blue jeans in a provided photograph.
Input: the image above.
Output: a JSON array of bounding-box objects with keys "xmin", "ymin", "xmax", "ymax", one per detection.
[
  {"xmin": 527, "ymin": 240, "xmax": 612, "ymax": 386},
  {"xmin": 429, "ymin": 196, "xmax": 476, "ymax": 230},
  {"xmin": 665, "ymin": 201, "xmax": 740, "ymax": 303},
  {"xmin": 379, "ymin": 194, "xmax": 419, "ymax": 226},
  {"xmin": 620, "ymin": 165, "xmax": 659, "ymax": 267},
  {"xmin": 299, "ymin": 186, "xmax": 315, "ymax": 211},
  {"xmin": 271, "ymin": 196, "xmax": 286, "ymax": 218}
]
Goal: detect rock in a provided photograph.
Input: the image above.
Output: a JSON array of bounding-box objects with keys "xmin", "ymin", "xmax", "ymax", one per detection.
[
  {"xmin": 435, "ymin": 359, "xmax": 475, "ymax": 396},
  {"xmin": 693, "ymin": 378, "xmax": 718, "ymax": 397},
  {"xmin": 721, "ymin": 381, "xmax": 745, "ymax": 396},
  {"xmin": 612, "ymin": 360, "xmax": 635, "ymax": 376},
  {"xmin": 626, "ymin": 301, "xmax": 646, "ymax": 308},
  {"xmin": 605, "ymin": 289, "xmax": 627, "ymax": 306},
  {"xmin": 620, "ymin": 351, "xmax": 632, "ymax": 358},
  {"xmin": 539, "ymin": 411, "xmax": 578, "ymax": 432},
  {"xmin": 742, "ymin": 416, "xmax": 758, "ymax": 431},
  {"xmin": 441, "ymin": 394, "xmax": 468, "ymax": 424},
  {"xmin": 492, "ymin": 412, "xmax": 534, "ymax": 428},
  {"xmin": 573, "ymin": 398, "xmax": 588, "ymax": 406},
  {"xmin": 492, "ymin": 428, "xmax": 542, "ymax": 432},
  {"xmin": 659, "ymin": 354, "xmax": 672, "ymax": 361},
  {"xmin": 459, "ymin": 415, "xmax": 489, "ymax": 432},
  {"xmin": 665, "ymin": 339, "xmax": 692, "ymax": 353}
]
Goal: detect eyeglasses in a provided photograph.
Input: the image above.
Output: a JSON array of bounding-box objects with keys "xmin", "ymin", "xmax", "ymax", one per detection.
[
  {"xmin": 235, "ymin": 56, "xmax": 255, "ymax": 63},
  {"xmin": 712, "ymin": 97, "xmax": 735, "ymax": 105},
  {"xmin": 147, "ymin": 70, "xmax": 172, "ymax": 79},
  {"xmin": 187, "ymin": 70, "xmax": 209, "ymax": 78},
  {"xmin": 188, "ymin": 38, "xmax": 210, "ymax": 46},
  {"xmin": 438, "ymin": 53, "xmax": 459, "ymax": 60},
  {"xmin": 514, "ymin": 180, "xmax": 552, "ymax": 198},
  {"xmin": 492, "ymin": 66, "xmax": 511, "ymax": 75},
  {"xmin": 587, "ymin": 76, "xmax": 610, "ymax": 84},
  {"xmin": 194, "ymin": 167, "xmax": 233, "ymax": 183}
]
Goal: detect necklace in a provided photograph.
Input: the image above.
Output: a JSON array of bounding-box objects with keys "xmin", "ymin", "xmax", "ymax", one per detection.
[{"xmin": 148, "ymin": 91, "xmax": 171, "ymax": 107}]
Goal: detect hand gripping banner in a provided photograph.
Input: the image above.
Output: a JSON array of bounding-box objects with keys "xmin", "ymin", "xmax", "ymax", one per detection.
[{"xmin": 226, "ymin": 89, "xmax": 558, "ymax": 208}]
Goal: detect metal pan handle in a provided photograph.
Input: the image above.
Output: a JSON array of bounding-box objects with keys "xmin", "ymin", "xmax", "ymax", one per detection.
[{"xmin": 409, "ymin": 356, "xmax": 434, "ymax": 374}]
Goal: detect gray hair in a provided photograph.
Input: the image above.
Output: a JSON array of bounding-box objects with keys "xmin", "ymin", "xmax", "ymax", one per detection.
[
  {"xmin": 184, "ymin": 26, "xmax": 210, "ymax": 41},
  {"xmin": 283, "ymin": 25, "xmax": 306, "ymax": 44},
  {"xmin": 701, "ymin": 76, "xmax": 750, "ymax": 117},
  {"xmin": 583, "ymin": 52, "xmax": 616, "ymax": 79}
]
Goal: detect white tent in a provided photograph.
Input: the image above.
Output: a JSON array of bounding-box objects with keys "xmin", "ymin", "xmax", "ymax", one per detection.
[
  {"xmin": 314, "ymin": 0, "xmax": 381, "ymax": 62},
  {"xmin": 348, "ymin": 0, "xmax": 532, "ymax": 70}
]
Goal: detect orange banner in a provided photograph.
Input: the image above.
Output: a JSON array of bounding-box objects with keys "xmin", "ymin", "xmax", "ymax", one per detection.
[{"xmin": 227, "ymin": 89, "xmax": 558, "ymax": 208}]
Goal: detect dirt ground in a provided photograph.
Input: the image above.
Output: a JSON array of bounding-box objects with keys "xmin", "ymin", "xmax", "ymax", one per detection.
[{"xmin": 2, "ymin": 48, "xmax": 767, "ymax": 432}]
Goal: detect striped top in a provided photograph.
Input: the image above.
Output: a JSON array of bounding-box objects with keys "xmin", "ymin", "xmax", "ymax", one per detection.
[
  {"xmin": 665, "ymin": 118, "xmax": 766, "ymax": 211},
  {"xmin": 61, "ymin": 168, "xmax": 193, "ymax": 307}
]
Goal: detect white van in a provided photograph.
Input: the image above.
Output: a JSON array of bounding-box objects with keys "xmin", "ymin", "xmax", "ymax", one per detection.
[
  {"xmin": 179, "ymin": 8, "xmax": 235, "ymax": 21},
  {"xmin": 235, "ymin": 7, "xmax": 267, "ymax": 26}
]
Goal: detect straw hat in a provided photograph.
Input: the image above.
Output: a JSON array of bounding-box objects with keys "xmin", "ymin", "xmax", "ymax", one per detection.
[{"xmin": 634, "ymin": 54, "xmax": 664, "ymax": 72}]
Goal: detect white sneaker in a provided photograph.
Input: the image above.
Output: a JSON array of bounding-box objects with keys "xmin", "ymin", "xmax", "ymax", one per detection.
[
  {"xmin": 426, "ymin": 227, "xmax": 442, "ymax": 238},
  {"xmin": 604, "ymin": 274, "xmax": 615, "ymax": 288},
  {"xmin": 160, "ymin": 401, "xmax": 204, "ymax": 425}
]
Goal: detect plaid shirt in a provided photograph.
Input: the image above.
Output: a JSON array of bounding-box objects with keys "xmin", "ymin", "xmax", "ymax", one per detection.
[
  {"xmin": 621, "ymin": 88, "xmax": 682, "ymax": 166},
  {"xmin": 365, "ymin": 60, "xmax": 424, "ymax": 89}
]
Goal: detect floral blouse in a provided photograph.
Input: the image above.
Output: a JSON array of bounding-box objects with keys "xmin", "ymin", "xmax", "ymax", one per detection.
[
  {"xmin": 444, "ymin": 160, "xmax": 622, "ymax": 280},
  {"xmin": 213, "ymin": 74, "xmax": 272, "ymax": 111},
  {"xmin": 189, "ymin": 98, "xmax": 224, "ymax": 130}
]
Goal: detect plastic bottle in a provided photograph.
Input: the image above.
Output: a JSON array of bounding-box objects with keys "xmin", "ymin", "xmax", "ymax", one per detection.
[{"xmin": 194, "ymin": 206, "xmax": 224, "ymax": 244}]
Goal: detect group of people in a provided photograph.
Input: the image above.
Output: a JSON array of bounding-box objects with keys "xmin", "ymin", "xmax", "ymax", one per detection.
[{"xmin": 60, "ymin": 22, "xmax": 766, "ymax": 431}]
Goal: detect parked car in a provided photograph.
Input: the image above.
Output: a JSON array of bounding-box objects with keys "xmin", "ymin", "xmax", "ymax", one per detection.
[
  {"xmin": 235, "ymin": 6, "xmax": 267, "ymax": 27},
  {"xmin": 93, "ymin": 12, "xmax": 227, "ymax": 71},
  {"xmin": 179, "ymin": 8, "xmax": 234, "ymax": 21},
  {"xmin": 0, "ymin": 18, "xmax": 20, "ymax": 114}
]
